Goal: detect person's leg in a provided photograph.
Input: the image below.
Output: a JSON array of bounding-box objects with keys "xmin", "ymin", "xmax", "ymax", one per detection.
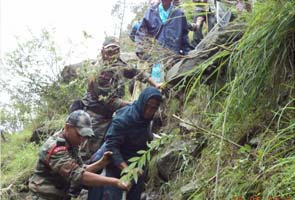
[
  {"xmin": 101, "ymin": 166, "xmax": 123, "ymax": 200},
  {"xmin": 192, "ymin": 15, "xmax": 205, "ymax": 47},
  {"xmin": 127, "ymin": 175, "xmax": 145, "ymax": 200},
  {"xmin": 87, "ymin": 145, "xmax": 107, "ymax": 200},
  {"xmin": 31, "ymin": 193, "xmax": 46, "ymax": 200},
  {"xmin": 208, "ymin": 13, "xmax": 216, "ymax": 32},
  {"xmin": 87, "ymin": 185, "xmax": 104, "ymax": 200},
  {"xmin": 30, "ymin": 192, "xmax": 64, "ymax": 200}
]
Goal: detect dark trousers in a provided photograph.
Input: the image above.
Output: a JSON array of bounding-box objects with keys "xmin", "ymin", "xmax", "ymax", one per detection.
[
  {"xmin": 191, "ymin": 13, "xmax": 216, "ymax": 47},
  {"xmin": 88, "ymin": 146, "xmax": 145, "ymax": 200}
]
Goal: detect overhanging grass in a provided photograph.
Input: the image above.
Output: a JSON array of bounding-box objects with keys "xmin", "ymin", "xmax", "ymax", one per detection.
[
  {"xmin": 158, "ymin": 1, "xmax": 295, "ymax": 199},
  {"xmin": 226, "ymin": 0, "xmax": 295, "ymax": 120}
]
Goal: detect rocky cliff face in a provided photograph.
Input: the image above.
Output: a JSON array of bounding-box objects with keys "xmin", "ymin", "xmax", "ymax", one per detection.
[{"xmin": 167, "ymin": 23, "xmax": 245, "ymax": 82}]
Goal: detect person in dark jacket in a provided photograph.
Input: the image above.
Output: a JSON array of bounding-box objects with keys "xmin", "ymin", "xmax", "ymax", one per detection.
[
  {"xmin": 87, "ymin": 87, "xmax": 162, "ymax": 200},
  {"xmin": 135, "ymin": 0, "xmax": 192, "ymax": 56},
  {"xmin": 135, "ymin": 0, "xmax": 192, "ymax": 83}
]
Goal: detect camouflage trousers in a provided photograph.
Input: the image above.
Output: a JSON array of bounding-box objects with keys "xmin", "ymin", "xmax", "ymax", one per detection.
[
  {"xmin": 80, "ymin": 111, "xmax": 111, "ymax": 161},
  {"xmin": 30, "ymin": 192, "xmax": 67, "ymax": 200}
]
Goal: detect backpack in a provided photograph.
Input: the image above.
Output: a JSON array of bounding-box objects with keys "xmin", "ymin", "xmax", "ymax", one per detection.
[
  {"xmin": 129, "ymin": 21, "xmax": 141, "ymax": 42},
  {"xmin": 69, "ymin": 99, "xmax": 85, "ymax": 113}
]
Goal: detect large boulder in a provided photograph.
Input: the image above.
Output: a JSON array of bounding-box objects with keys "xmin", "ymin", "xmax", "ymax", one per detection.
[
  {"xmin": 120, "ymin": 52, "xmax": 138, "ymax": 63},
  {"xmin": 167, "ymin": 22, "xmax": 246, "ymax": 82},
  {"xmin": 60, "ymin": 59, "xmax": 96, "ymax": 82},
  {"xmin": 156, "ymin": 140, "xmax": 186, "ymax": 181},
  {"xmin": 30, "ymin": 124, "xmax": 58, "ymax": 143},
  {"xmin": 156, "ymin": 139, "xmax": 203, "ymax": 181}
]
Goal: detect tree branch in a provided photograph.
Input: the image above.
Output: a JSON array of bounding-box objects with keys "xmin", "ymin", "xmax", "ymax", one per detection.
[{"xmin": 172, "ymin": 114, "xmax": 242, "ymax": 148}]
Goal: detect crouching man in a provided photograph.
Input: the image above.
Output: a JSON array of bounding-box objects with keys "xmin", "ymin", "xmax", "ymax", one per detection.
[{"xmin": 29, "ymin": 110, "xmax": 129, "ymax": 200}]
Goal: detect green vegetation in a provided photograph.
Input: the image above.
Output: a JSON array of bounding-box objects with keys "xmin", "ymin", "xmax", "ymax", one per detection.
[
  {"xmin": 121, "ymin": 133, "xmax": 174, "ymax": 183},
  {"xmin": 1, "ymin": 130, "xmax": 40, "ymax": 199},
  {"xmin": 142, "ymin": 1, "xmax": 295, "ymax": 199},
  {"xmin": 1, "ymin": 0, "xmax": 294, "ymax": 199}
]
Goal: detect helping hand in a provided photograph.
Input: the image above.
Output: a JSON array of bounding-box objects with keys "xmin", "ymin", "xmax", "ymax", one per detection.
[
  {"xmin": 155, "ymin": 82, "xmax": 164, "ymax": 89},
  {"xmin": 100, "ymin": 151, "xmax": 113, "ymax": 166},
  {"xmin": 117, "ymin": 180, "xmax": 131, "ymax": 191},
  {"xmin": 135, "ymin": 168, "xmax": 144, "ymax": 177}
]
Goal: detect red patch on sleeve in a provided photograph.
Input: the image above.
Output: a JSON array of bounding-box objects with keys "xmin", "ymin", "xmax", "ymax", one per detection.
[
  {"xmin": 45, "ymin": 145, "xmax": 68, "ymax": 166},
  {"xmin": 52, "ymin": 146, "xmax": 67, "ymax": 154}
]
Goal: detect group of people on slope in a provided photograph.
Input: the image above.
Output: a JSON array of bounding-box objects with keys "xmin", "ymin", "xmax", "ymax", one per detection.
[
  {"xmin": 28, "ymin": 0, "xmax": 249, "ymax": 199},
  {"xmin": 131, "ymin": 0, "xmax": 249, "ymax": 83},
  {"xmin": 29, "ymin": 33, "xmax": 162, "ymax": 200}
]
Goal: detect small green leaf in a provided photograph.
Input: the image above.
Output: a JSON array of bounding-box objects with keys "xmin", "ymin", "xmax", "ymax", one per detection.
[
  {"xmin": 121, "ymin": 167, "xmax": 130, "ymax": 175},
  {"xmin": 257, "ymin": 149, "xmax": 264, "ymax": 157},
  {"xmin": 133, "ymin": 170, "xmax": 138, "ymax": 183},
  {"xmin": 128, "ymin": 156, "xmax": 140, "ymax": 162},
  {"xmin": 138, "ymin": 161, "xmax": 143, "ymax": 169},
  {"xmin": 129, "ymin": 162, "xmax": 137, "ymax": 169},
  {"xmin": 137, "ymin": 150, "xmax": 146, "ymax": 155},
  {"xmin": 239, "ymin": 144, "xmax": 251, "ymax": 154},
  {"xmin": 147, "ymin": 151, "xmax": 151, "ymax": 162},
  {"xmin": 140, "ymin": 154, "xmax": 146, "ymax": 165}
]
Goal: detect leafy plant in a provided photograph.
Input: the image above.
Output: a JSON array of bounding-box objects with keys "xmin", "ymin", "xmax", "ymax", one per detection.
[{"xmin": 120, "ymin": 133, "xmax": 174, "ymax": 184}]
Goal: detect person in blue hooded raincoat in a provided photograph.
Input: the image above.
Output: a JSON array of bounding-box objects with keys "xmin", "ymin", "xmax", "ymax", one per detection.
[{"xmin": 87, "ymin": 87, "xmax": 162, "ymax": 200}]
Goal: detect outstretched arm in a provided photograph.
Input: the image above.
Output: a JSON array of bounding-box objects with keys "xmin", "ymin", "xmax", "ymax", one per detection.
[
  {"xmin": 85, "ymin": 151, "xmax": 113, "ymax": 172},
  {"xmin": 122, "ymin": 66, "xmax": 163, "ymax": 89},
  {"xmin": 147, "ymin": 77, "xmax": 162, "ymax": 89},
  {"xmin": 181, "ymin": 13, "xmax": 194, "ymax": 54},
  {"xmin": 81, "ymin": 171, "xmax": 130, "ymax": 190}
]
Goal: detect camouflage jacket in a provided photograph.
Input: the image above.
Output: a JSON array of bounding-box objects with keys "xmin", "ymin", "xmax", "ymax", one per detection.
[
  {"xmin": 82, "ymin": 58, "xmax": 149, "ymax": 118},
  {"xmin": 29, "ymin": 130, "xmax": 84, "ymax": 199}
]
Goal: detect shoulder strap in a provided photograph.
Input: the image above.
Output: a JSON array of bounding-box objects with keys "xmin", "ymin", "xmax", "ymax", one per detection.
[{"xmin": 45, "ymin": 144, "xmax": 68, "ymax": 166}]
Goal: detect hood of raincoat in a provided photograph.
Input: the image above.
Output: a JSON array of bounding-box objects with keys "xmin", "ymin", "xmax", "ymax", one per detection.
[{"xmin": 115, "ymin": 87, "xmax": 162, "ymax": 128}]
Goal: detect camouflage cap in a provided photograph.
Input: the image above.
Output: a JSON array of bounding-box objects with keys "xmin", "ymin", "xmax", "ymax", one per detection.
[
  {"xmin": 102, "ymin": 36, "xmax": 120, "ymax": 48},
  {"xmin": 66, "ymin": 110, "xmax": 94, "ymax": 138}
]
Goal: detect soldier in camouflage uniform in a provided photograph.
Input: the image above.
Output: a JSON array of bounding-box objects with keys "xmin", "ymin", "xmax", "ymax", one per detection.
[
  {"xmin": 81, "ymin": 37, "xmax": 160, "ymax": 159},
  {"xmin": 29, "ymin": 110, "xmax": 129, "ymax": 200}
]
